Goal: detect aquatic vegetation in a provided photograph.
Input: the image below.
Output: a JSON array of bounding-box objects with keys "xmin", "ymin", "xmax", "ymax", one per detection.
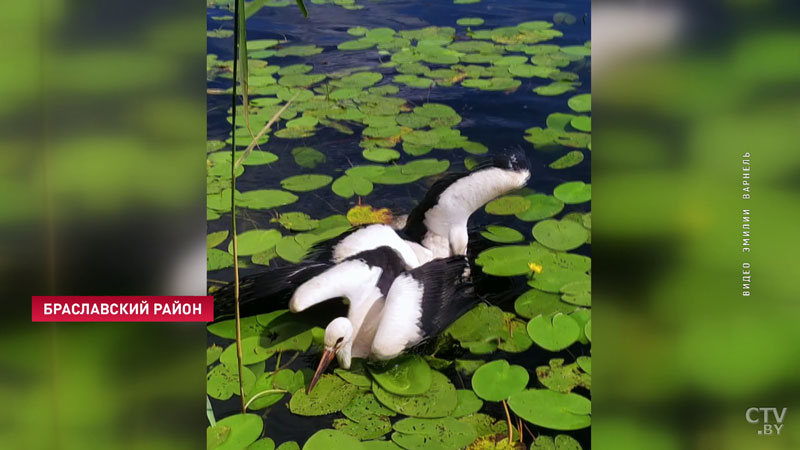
[{"xmin": 207, "ymin": 0, "xmax": 591, "ymax": 448}]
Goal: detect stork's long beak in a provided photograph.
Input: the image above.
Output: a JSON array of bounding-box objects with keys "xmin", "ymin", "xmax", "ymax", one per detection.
[{"xmin": 307, "ymin": 347, "xmax": 336, "ymax": 393}]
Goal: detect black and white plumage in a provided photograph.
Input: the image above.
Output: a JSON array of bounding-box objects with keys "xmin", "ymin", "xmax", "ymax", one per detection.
[
  {"xmin": 212, "ymin": 224, "xmax": 423, "ymax": 320},
  {"xmin": 402, "ymin": 153, "xmax": 531, "ymax": 258},
  {"xmin": 290, "ymin": 246, "xmax": 409, "ymax": 390},
  {"xmin": 370, "ymin": 255, "xmax": 478, "ymax": 361},
  {"xmin": 213, "ymin": 151, "xmax": 530, "ymax": 321}
]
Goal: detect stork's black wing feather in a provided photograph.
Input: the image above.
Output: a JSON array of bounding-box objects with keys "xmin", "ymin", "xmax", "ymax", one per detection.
[
  {"xmin": 412, "ymin": 255, "xmax": 479, "ymax": 339},
  {"xmin": 212, "ymin": 261, "xmax": 329, "ymax": 322}
]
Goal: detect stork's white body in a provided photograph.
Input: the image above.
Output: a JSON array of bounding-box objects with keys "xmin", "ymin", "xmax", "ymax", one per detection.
[{"xmin": 370, "ymin": 273, "xmax": 425, "ymax": 360}]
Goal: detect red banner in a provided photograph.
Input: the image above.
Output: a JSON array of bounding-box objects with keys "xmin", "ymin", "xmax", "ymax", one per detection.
[{"xmin": 31, "ymin": 296, "xmax": 214, "ymax": 322}]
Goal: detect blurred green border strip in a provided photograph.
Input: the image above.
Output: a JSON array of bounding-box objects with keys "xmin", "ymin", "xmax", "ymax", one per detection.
[
  {"xmin": 593, "ymin": 1, "xmax": 800, "ymax": 449},
  {"xmin": 0, "ymin": 1, "xmax": 206, "ymax": 449}
]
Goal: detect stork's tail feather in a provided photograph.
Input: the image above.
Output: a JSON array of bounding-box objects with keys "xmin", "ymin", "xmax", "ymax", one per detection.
[{"xmin": 212, "ymin": 262, "xmax": 329, "ymax": 322}]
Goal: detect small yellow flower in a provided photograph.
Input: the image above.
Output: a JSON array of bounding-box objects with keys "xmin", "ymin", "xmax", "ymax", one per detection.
[{"xmin": 528, "ymin": 262, "xmax": 543, "ymax": 274}]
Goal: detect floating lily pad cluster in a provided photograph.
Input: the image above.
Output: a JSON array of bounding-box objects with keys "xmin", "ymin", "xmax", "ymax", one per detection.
[{"xmin": 207, "ymin": 6, "xmax": 591, "ymax": 450}]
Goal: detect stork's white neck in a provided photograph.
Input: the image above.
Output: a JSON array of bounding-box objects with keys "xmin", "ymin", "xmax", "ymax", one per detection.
[{"xmin": 422, "ymin": 168, "xmax": 530, "ymax": 256}]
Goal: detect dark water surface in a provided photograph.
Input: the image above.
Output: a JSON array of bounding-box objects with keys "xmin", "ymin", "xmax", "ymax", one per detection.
[{"xmin": 207, "ymin": 0, "xmax": 590, "ymax": 447}]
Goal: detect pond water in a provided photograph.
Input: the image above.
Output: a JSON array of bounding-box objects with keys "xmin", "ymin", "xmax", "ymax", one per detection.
[{"xmin": 207, "ymin": 0, "xmax": 591, "ymax": 448}]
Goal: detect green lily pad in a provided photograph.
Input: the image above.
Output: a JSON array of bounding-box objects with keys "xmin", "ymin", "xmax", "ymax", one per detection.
[
  {"xmin": 458, "ymin": 414, "xmax": 506, "ymax": 438},
  {"xmin": 227, "ymin": 229, "xmax": 282, "ymax": 256},
  {"xmin": 392, "ymin": 417, "xmax": 477, "ymax": 450},
  {"xmin": 279, "ymin": 64, "xmax": 313, "ymax": 75},
  {"xmin": 570, "ymin": 116, "xmax": 590, "ymax": 132},
  {"xmin": 236, "ymin": 150, "xmax": 279, "ymax": 166},
  {"xmin": 446, "ymin": 304, "xmax": 529, "ymax": 354},
  {"xmin": 485, "ymin": 196, "xmax": 531, "ymax": 215},
  {"xmin": 533, "ymin": 81, "xmax": 577, "ymax": 96},
  {"xmin": 207, "ymin": 414, "xmax": 263, "ymax": 450},
  {"xmin": 457, "ymin": 18, "xmax": 485, "ymax": 26},
  {"xmin": 275, "ymin": 45, "xmax": 323, "ymax": 57},
  {"xmin": 279, "ymin": 74, "xmax": 326, "ymax": 88},
  {"xmin": 560, "ymin": 280, "xmax": 591, "ymax": 307},
  {"xmin": 369, "ymin": 354, "xmax": 433, "ymax": 396},
  {"xmin": 281, "ymin": 174, "xmax": 333, "ymax": 192},
  {"xmin": 207, "ymin": 344, "xmax": 223, "ymax": 365},
  {"xmin": 348, "ymin": 26, "xmax": 369, "ymax": 36},
  {"xmin": 337, "ymin": 71, "xmax": 384, "ymax": 88},
  {"xmin": 545, "ymin": 113, "xmax": 577, "ymax": 132},
  {"xmin": 207, "ymin": 364, "xmax": 256, "ymax": 401},
  {"xmin": 524, "ymin": 127, "xmax": 590, "ymax": 149},
  {"xmin": 452, "ymin": 390, "xmax": 484, "ymax": 418},
  {"xmin": 290, "ymin": 374, "xmax": 361, "ymax": 416},
  {"xmin": 332, "ymin": 175, "xmax": 374, "ymax": 198},
  {"xmin": 292, "ymin": 146, "xmax": 326, "ymax": 169},
  {"xmin": 527, "ymin": 313, "xmax": 580, "ymax": 351},
  {"xmin": 344, "ymin": 392, "xmax": 397, "ymax": 421},
  {"xmin": 302, "ymin": 429, "xmax": 364, "ymax": 450},
  {"xmin": 471, "ymin": 359, "xmax": 529, "ymax": 401},
  {"xmin": 336, "ymin": 368, "xmax": 373, "ymax": 388},
  {"xmin": 237, "ymin": 189, "xmax": 299, "ymax": 210},
  {"xmin": 362, "ymin": 441, "xmax": 403, "ymax": 450},
  {"xmin": 576, "ymin": 356, "xmax": 591, "ymax": 375},
  {"xmin": 474, "ymin": 243, "xmax": 553, "ymax": 276},
  {"xmin": 514, "ymin": 289, "xmax": 575, "ymax": 319},
  {"xmin": 334, "ymin": 415, "xmax": 393, "ymax": 441},
  {"xmin": 338, "ymin": 38, "xmax": 376, "ymax": 51},
  {"xmin": 493, "ymin": 55, "xmax": 529, "ymax": 66},
  {"xmin": 480, "ymin": 225, "xmax": 524, "ymax": 243},
  {"xmin": 273, "ymin": 212, "xmax": 319, "ymax": 231},
  {"xmin": 394, "ymin": 75, "xmax": 435, "ymax": 88},
  {"xmin": 553, "ymin": 181, "xmax": 591, "ymax": 204},
  {"xmin": 363, "ymin": 148, "xmax": 401, "ymax": 163},
  {"xmin": 507, "ymin": 389, "xmax": 591, "ymax": 430},
  {"xmin": 536, "ymin": 359, "xmax": 590, "ymax": 393},
  {"xmin": 508, "ymin": 64, "xmax": 556, "ymax": 78},
  {"xmin": 276, "ymin": 236, "xmax": 308, "ymax": 263},
  {"xmin": 286, "ymin": 115, "xmax": 320, "ymax": 128},
  {"xmin": 529, "ymin": 266, "xmax": 590, "ymax": 294},
  {"xmin": 330, "ymin": 88, "xmax": 363, "ymax": 100},
  {"xmin": 245, "ymin": 372, "xmax": 285, "ymax": 410},
  {"xmin": 515, "ymin": 194, "xmax": 564, "ymax": 222},
  {"xmin": 249, "ymin": 438, "xmax": 276, "ymax": 450},
  {"xmin": 373, "ymin": 371, "xmax": 458, "ymax": 418},
  {"xmin": 532, "ymin": 219, "xmax": 589, "ymax": 251},
  {"xmin": 274, "ymin": 127, "xmax": 315, "ymax": 139},
  {"xmin": 220, "ymin": 336, "xmax": 276, "ymax": 367},
  {"xmin": 208, "ymin": 248, "xmax": 234, "ymax": 271},
  {"xmin": 363, "ymin": 125, "xmax": 403, "ymax": 138},
  {"xmin": 549, "ymin": 151, "xmax": 584, "ymax": 169},
  {"xmin": 396, "ymin": 113, "xmax": 432, "ymax": 129},
  {"xmin": 567, "ymin": 94, "xmax": 590, "ymax": 113},
  {"xmin": 454, "ymin": 360, "xmax": 485, "ymax": 376},
  {"xmin": 414, "ymin": 103, "xmax": 458, "ymax": 118},
  {"xmin": 462, "ymin": 141, "xmax": 489, "ymax": 154},
  {"xmin": 273, "ymin": 369, "xmax": 306, "ymax": 393},
  {"xmin": 276, "ymin": 442, "xmax": 300, "ymax": 450},
  {"xmin": 497, "ymin": 319, "xmax": 534, "ymax": 353},
  {"xmin": 584, "ymin": 320, "xmax": 591, "ymax": 342}
]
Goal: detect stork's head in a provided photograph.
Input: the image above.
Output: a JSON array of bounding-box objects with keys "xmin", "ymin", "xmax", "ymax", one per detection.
[{"xmin": 308, "ymin": 317, "xmax": 353, "ymax": 393}]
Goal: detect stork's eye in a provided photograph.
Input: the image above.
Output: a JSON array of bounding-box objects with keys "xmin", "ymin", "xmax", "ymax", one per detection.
[{"xmin": 336, "ymin": 337, "xmax": 344, "ymax": 344}]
